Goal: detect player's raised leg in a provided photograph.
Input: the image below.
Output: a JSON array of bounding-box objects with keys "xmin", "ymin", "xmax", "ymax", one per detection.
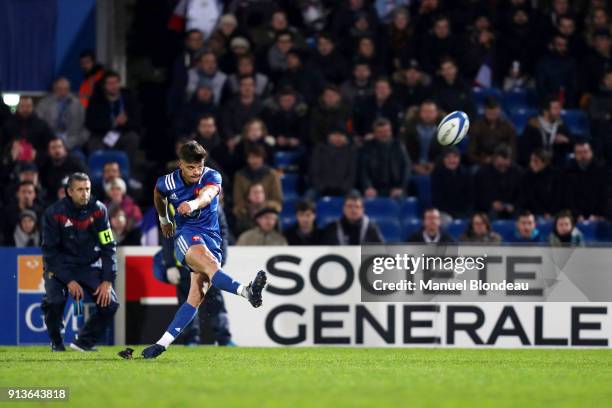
[
  {"xmin": 185, "ymin": 244, "xmax": 267, "ymax": 308},
  {"xmin": 142, "ymin": 272, "xmax": 207, "ymax": 359}
]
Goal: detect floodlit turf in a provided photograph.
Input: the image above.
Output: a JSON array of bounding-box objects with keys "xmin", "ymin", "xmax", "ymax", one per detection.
[{"xmin": 0, "ymin": 347, "xmax": 611, "ymax": 408}]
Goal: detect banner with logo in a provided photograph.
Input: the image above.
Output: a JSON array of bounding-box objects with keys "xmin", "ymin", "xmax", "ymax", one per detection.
[{"xmin": 122, "ymin": 246, "xmax": 612, "ymax": 348}]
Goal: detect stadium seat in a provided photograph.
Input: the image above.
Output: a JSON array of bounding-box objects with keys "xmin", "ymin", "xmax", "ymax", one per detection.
[
  {"xmin": 537, "ymin": 220, "xmax": 553, "ymax": 239},
  {"xmin": 561, "ymin": 110, "xmax": 590, "ymax": 136},
  {"xmin": 274, "ymin": 150, "xmax": 303, "ymax": 170},
  {"xmin": 501, "ymin": 89, "xmax": 529, "ymax": 114},
  {"xmin": 375, "ymin": 218, "xmax": 402, "ymax": 242},
  {"xmin": 412, "ymin": 175, "xmax": 431, "ymax": 211},
  {"xmin": 400, "ymin": 197, "xmax": 419, "ymax": 219},
  {"xmin": 446, "ymin": 219, "xmax": 468, "ymax": 240},
  {"xmin": 509, "ymin": 108, "xmax": 537, "ymax": 135},
  {"xmin": 577, "ymin": 221, "xmax": 598, "ymax": 243},
  {"xmin": 316, "ymin": 196, "xmax": 344, "ymax": 225},
  {"xmin": 472, "ymin": 87, "xmax": 502, "ymax": 106},
  {"xmin": 281, "ymin": 196, "xmax": 300, "ymax": 218},
  {"xmin": 402, "ymin": 218, "xmax": 422, "ymax": 240},
  {"xmin": 88, "ymin": 150, "xmax": 130, "ymax": 185},
  {"xmin": 281, "ymin": 173, "xmax": 299, "ymax": 196},
  {"xmin": 281, "ymin": 215, "xmax": 296, "ymax": 230},
  {"xmin": 492, "ymin": 220, "xmax": 516, "ymax": 241},
  {"xmin": 364, "ymin": 198, "xmax": 400, "ymax": 219}
]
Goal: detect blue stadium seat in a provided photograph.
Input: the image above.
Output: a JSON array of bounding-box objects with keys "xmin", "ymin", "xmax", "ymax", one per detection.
[
  {"xmin": 88, "ymin": 150, "xmax": 130, "ymax": 185},
  {"xmin": 364, "ymin": 198, "xmax": 400, "ymax": 218},
  {"xmin": 316, "ymin": 196, "xmax": 344, "ymax": 225},
  {"xmin": 402, "ymin": 218, "xmax": 422, "ymax": 240},
  {"xmin": 577, "ymin": 221, "xmax": 598, "ymax": 243},
  {"xmin": 509, "ymin": 108, "xmax": 537, "ymax": 135},
  {"xmin": 281, "ymin": 196, "xmax": 300, "ymax": 218},
  {"xmin": 501, "ymin": 89, "xmax": 529, "ymax": 114},
  {"xmin": 473, "ymin": 87, "xmax": 502, "ymax": 106},
  {"xmin": 400, "ymin": 197, "xmax": 418, "ymax": 219},
  {"xmin": 317, "ymin": 215, "xmax": 338, "ymax": 228},
  {"xmin": 375, "ymin": 218, "xmax": 402, "ymax": 242},
  {"xmin": 446, "ymin": 219, "xmax": 468, "ymax": 240},
  {"xmin": 561, "ymin": 110, "xmax": 590, "ymax": 136},
  {"xmin": 274, "ymin": 150, "xmax": 303, "ymax": 170},
  {"xmin": 281, "ymin": 215, "xmax": 296, "ymax": 230},
  {"xmin": 412, "ymin": 175, "xmax": 431, "ymax": 211},
  {"xmin": 281, "ymin": 173, "xmax": 299, "ymax": 195},
  {"xmin": 537, "ymin": 220, "xmax": 553, "ymax": 239},
  {"xmin": 492, "ymin": 220, "xmax": 516, "ymax": 241}
]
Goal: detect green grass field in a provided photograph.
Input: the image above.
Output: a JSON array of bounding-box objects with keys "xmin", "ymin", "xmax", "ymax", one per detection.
[{"xmin": 0, "ymin": 347, "xmax": 611, "ymax": 408}]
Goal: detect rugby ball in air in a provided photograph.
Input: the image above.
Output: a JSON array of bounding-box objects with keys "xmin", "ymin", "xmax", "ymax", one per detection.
[{"xmin": 436, "ymin": 111, "xmax": 470, "ymax": 146}]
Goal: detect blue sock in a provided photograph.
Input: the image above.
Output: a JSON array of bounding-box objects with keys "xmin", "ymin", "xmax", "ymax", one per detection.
[
  {"xmin": 165, "ymin": 302, "xmax": 197, "ymax": 339},
  {"xmin": 211, "ymin": 269, "xmax": 242, "ymax": 295}
]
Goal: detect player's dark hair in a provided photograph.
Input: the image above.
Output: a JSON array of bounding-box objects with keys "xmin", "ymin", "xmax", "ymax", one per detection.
[
  {"xmin": 67, "ymin": 172, "xmax": 90, "ymax": 188},
  {"xmin": 295, "ymin": 199, "xmax": 316, "ymax": 213},
  {"xmin": 178, "ymin": 140, "xmax": 207, "ymax": 163}
]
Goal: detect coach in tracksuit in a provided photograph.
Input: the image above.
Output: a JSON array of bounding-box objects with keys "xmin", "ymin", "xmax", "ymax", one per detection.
[{"xmin": 41, "ymin": 172, "xmax": 119, "ymax": 352}]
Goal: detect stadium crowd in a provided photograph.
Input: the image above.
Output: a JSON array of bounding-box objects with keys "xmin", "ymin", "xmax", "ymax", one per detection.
[{"xmin": 1, "ymin": 0, "xmax": 611, "ymax": 247}]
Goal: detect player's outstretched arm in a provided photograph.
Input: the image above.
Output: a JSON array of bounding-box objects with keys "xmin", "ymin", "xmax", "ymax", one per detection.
[
  {"xmin": 176, "ymin": 185, "xmax": 219, "ymax": 215},
  {"xmin": 154, "ymin": 188, "xmax": 174, "ymax": 238}
]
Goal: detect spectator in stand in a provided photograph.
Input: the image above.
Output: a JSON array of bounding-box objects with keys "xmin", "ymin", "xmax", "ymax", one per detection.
[
  {"xmin": 2, "ymin": 181, "xmax": 44, "ymax": 245},
  {"xmin": 13, "ymin": 209, "xmax": 40, "ymax": 248},
  {"xmin": 582, "ymin": 29, "xmax": 611, "ymax": 93},
  {"xmin": 535, "ymin": 35, "xmax": 578, "ymax": 106},
  {"xmin": 221, "ymin": 75, "xmax": 264, "ymax": 140},
  {"xmin": 340, "ymin": 60, "xmax": 374, "ymax": 108},
  {"xmin": 561, "ymin": 141, "xmax": 610, "ymax": 221},
  {"xmin": 209, "ymin": 14, "xmax": 244, "ymax": 56},
  {"xmin": 342, "ymin": 14, "xmax": 386, "ymax": 68},
  {"xmin": 360, "ymin": 118, "xmax": 411, "ymax": 198},
  {"xmin": 585, "ymin": 8, "xmax": 612, "ymax": 47},
  {"xmin": 588, "ymin": 70, "xmax": 612, "ymax": 122},
  {"xmin": 108, "ymin": 204, "xmax": 142, "ymax": 246},
  {"xmin": 312, "ymin": 33, "xmax": 349, "ymax": 85},
  {"xmin": 284, "ymin": 200, "xmax": 324, "ymax": 245},
  {"xmin": 192, "ymin": 114, "xmax": 222, "ymax": 153},
  {"xmin": 407, "ymin": 207, "xmax": 454, "ymax": 243},
  {"xmin": 85, "ymin": 71, "xmax": 141, "ymax": 159},
  {"xmin": 36, "ymin": 77, "xmax": 89, "ymax": 151},
  {"xmin": 264, "ymin": 86, "xmax": 308, "ymax": 151},
  {"xmin": 186, "ymin": 51, "xmax": 227, "ymax": 105},
  {"xmin": 518, "ymin": 149, "xmax": 558, "ymax": 217},
  {"xmin": 322, "ymin": 190, "xmax": 384, "ymax": 245},
  {"xmin": 309, "ymin": 85, "xmax": 351, "ymax": 146},
  {"xmin": 387, "ymin": 7, "xmax": 415, "ymax": 68},
  {"xmin": 519, "ymin": 97, "xmax": 572, "ymax": 167},
  {"xmin": 92, "ymin": 161, "xmax": 123, "ymax": 201},
  {"xmin": 277, "ymin": 48, "xmax": 326, "ymax": 105},
  {"xmin": 104, "ymin": 177, "xmax": 142, "ymax": 229},
  {"xmin": 2, "ymin": 96, "xmax": 53, "ymax": 153},
  {"xmin": 463, "ymin": 23, "xmax": 496, "ymax": 88},
  {"xmin": 236, "ymin": 204, "xmax": 287, "ymax": 246},
  {"xmin": 431, "ymin": 147, "xmax": 473, "ymax": 220},
  {"xmin": 353, "ymin": 77, "xmax": 403, "ymax": 137},
  {"xmin": 502, "ymin": 60, "xmax": 533, "ymax": 91},
  {"xmin": 308, "ymin": 129, "xmax": 358, "ymax": 198},
  {"xmin": 468, "ymin": 98, "xmax": 518, "ymax": 166},
  {"xmin": 432, "ymin": 58, "xmax": 476, "ymax": 119},
  {"xmin": 233, "ymin": 145, "xmax": 282, "ymax": 216},
  {"xmin": 394, "ymin": 59, "xmax": 432, "ymax": 110},
  {"xmin": 174, "ymin": 83, "xmax": 217, "ymax": 138},
  {"xmin": 474, "ymin": 145, "xmax": 523, "ymax": 219},
  {"xmin": 459, "ymin": 212, "xmax": 502, "ymax": 243},
  {"xmin": 419, "ymin": 15, "xmax": 459, "ymax": 74},
  {"xmin": 354, "ymin": 36, "xmax": 387, "ymax": 77},
  {"xmin": 221, "ymin": 118, "xmax": 275, "ymax": 178},
  {"xmin": 168, "ymin": 29, "xmax": 205, "ymax": 117},
  {"xmin": 331, "ymin": 0, "xmax": 380, "ymax": 39},
  {"xmin": 39, "ymin": 137, "xmax": 87, "ymax": 204},
  {"xmin": 506, "ymin": 210, "xmax": 543, "ymax": 243},
  {"xmin": 498, "ymin": 8, "xmax": 539, "ymax": 80},
  {"xmin": 78, "ymin": 50, "xmax": 105, "ymax": 108},
  {"xmin": 226, "ymin": 54, "xmax": 270, "ymax": 98},
  {"xmin": 233, "ymin": 183, "xmax": 271, "ymax": 237},
  {"xmin": 548, "ymin": 209, "xmax": 585, "ymax": 246},
  {"xmin": 2, "ymin": 162, "xmax": 47, "ymax": 207},
  {"xmin": 557, "ymin": 15, "xmax": 586, "ymax": 59},
  {"xmin": 219, "ymin": 36, "xmax": 252, "ymax": 74},
  {"xmin": 250, "ymin": 9, "xmax": 304, "ymax": 51},
  {"xmin": 413, "ymin": 0, "xmax": 444, "ymax": 44},
  {"xmin": 267, "ymin": 30, "xmax": 294, "ymax": 79},
  {"xmin": 400, "ymin": 99, "xmax": 443, "ymax": 176}
]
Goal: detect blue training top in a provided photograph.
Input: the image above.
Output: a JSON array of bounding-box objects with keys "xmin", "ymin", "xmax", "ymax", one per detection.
[{"xmin": 155, "ymin": 167, "xmax": 222, "ymax": 234}]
